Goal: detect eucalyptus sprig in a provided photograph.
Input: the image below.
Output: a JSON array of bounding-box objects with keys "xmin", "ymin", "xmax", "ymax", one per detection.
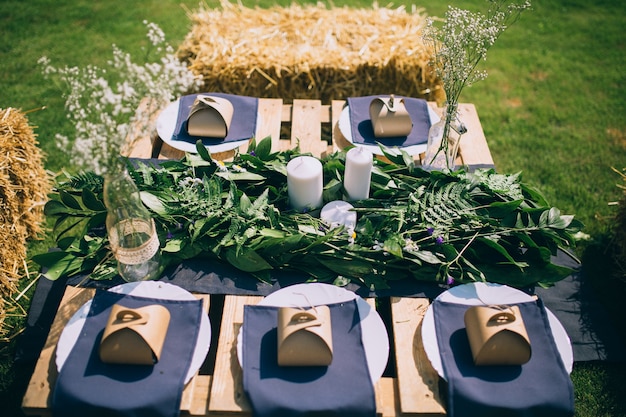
[{"xmin": 33, "ymin": 137, "xmax": 582, "ymax": 289}]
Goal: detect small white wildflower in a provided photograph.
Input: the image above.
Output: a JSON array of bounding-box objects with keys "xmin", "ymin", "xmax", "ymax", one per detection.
[
  {"xmin": 573, "ymin": 231, "xmax": 591, "ymax": 241},
  {"xmin": 348, "ymin": 229, "xmax": 356, "ymax": 244},
  {"xmin": 232, "ymin": 164, "xmax": 247, "ymax": 173},
  {"xmin": 179, "ymin": 177, "xmax": 203, "ymax": 188},
  {"xmin": 403, "ymin": 238, "xmax": 419, "ymax": 252},
  {"xmin": 213, "ymin": 160, "xmax": 228, "ymax": 172}
]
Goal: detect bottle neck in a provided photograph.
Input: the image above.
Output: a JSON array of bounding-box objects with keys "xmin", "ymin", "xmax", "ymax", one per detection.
[{"xmin": 103, "ymin": 168, "xmax": 145, "ymax": 218}]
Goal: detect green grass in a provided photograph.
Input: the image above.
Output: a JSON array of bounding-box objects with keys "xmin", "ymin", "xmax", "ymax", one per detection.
[{"xmin": 1, "ymin": 0, "xmax": 625, "ymax": 416}]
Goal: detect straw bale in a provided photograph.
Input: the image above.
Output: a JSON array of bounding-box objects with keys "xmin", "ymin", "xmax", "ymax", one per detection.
[
  {"xmin": 0, "ymin": 107, "xmax": 51, "ymax": 336},
  {"xmin": 178, "ymin": 1, "xmax": 443, "ymax": 103}
]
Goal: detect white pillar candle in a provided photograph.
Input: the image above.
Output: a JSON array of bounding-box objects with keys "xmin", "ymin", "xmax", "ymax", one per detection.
[
  {"xmin": 344, "ymin": 147, "xmax": 373, "ymax": 201},
  {"xmin": 321, "ymin": 200, "xmax": 357, "ymax": 230},
  {"xmin": 287, "ymin": 156, "xmax": 324, "ymax": 211}
]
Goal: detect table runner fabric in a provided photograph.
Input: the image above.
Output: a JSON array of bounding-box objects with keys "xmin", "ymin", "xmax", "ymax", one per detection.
[
  {"xmin": 346, "ymin": 95, "xmax": 431, "ymax": 147},
  {"xmin": 171, "ymin": 93, "xmax": 258, "ymax": 145},
  {"xmin": 242, "ymin": 300, "xmax": 376, "ymax": 417},
  {"xmin": 432, "ymin": 299, "xmax": 574, "ymax": 417},
  {"xmin": 51, "ymin": 289, "xmax": 203, "ymax": 417}
]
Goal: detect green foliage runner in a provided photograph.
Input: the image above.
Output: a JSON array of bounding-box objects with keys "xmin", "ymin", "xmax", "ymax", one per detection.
[{"xmin": 34, "ymin": 137, "xmax": 582, "ymax": 290}]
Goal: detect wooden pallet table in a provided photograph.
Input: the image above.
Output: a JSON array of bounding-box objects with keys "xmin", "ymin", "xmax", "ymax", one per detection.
[
  {"xmin": 23, "ymin": 98, "xmax": 495, "ymax": 416},
  {"xmin": 123, "ymin": 98, "xmax": 494, "ymax": 171},
  {"xmin": 22, "ymin": 287, "xmax": 444, "ymax": 417}
]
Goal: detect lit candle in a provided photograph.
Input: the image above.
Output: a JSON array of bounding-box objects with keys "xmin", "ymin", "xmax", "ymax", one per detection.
[
  {"xmin": 287, "ymin": 156, "xmax": 324, "ymax": 211},
  {"xmin": 344, "ymin": 147, "xmax": 373, "ymax": 201},
  {"xmin": 321, "ymin": 201, "xmax": 357, "ymax": 230}
]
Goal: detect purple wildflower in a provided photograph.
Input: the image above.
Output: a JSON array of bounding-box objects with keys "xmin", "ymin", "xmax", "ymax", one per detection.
[
  {"xmin": 427, "ymin": 227, "xmax": 435, "ymax": 235},
  {"xmin": 435, "ymin": 236, "xmax": 444, "ymax": 245},
  {"xmin": 446, "ymin": 275, "xmax": 454, "ymax": 285}
]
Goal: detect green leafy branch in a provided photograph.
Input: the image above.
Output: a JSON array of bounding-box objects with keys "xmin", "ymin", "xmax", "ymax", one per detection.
[{"xmin": 33, "ymin": 137, "xmax": 583, "ymax": 289}]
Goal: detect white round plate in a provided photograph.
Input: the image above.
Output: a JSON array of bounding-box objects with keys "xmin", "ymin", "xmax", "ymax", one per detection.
[
  {"xmin": 338, "ymin": 104, "xmax": 439, "ymax": 156},
  {"xmin": 156, "ymin": 99, "xmax": 255, "ymax": 154},
  {"xmin": 421, "ymin": 282, "xmax": 574, "ymax": 379},
  {"xmin": 236, "ymin": 283, "xmax": 389, "ymax": 384},
  {"xmin": 56, "ymin": 281, "xmax": 211, "ymax": 384}
]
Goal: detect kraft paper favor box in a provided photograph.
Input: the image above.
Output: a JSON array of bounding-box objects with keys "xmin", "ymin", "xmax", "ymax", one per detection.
[
  {"xmin": 464, "ymin": 305, "xmax": 532, "ymax": 366},
  {"xmin": 277, "ymin": 306, "xmax": 333, "ymax": 366},
  {"xmin": 99, "ymin": 304, "xmax": 171, "ymax": 365},
  {"xmin": 368, "ymin": 95, "xmax": 413, "ymax": 138},
  {"xmin": 187, "ymin": 95, "xmax": 234, "ymax": 138}
]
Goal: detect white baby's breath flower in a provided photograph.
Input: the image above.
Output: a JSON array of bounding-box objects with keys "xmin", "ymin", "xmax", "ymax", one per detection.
[
  {"xmin": 423, "ymin": 0, "xmax": 531, "ymax": 108},
  {"xmin": 40, "ymin": 21, "xmax": 203, "ymax": 174},
  {"xmin": 421, "ymin": 0, "xmax": 531, "ymax": 169}
]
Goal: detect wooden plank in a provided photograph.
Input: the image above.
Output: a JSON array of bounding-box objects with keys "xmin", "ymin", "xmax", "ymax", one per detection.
[
  {"xmin": 22, "ymin": 286, "xmax": 211, "ymax": 417},
  {"xmin": 208, "ymin": 295, "xmax": 261, "ymax": 416},
  {"xmin": 377, "ymin": 377, "xmax": 400, "ymax": 417},
  {"xmin": 256, "ymin": 98, "xmax": 283, "ymax": 153},
  {"xmin": 21, "ymin": 286, "xmax": 91, "ymax": 417},
  {"xmin": 319, "ymin": 104, "xmax": 334, "ymax": 157},
  {"xmin": 455, "ymin": 103, "xmax": 494, "ymax": 170},
  {"xmin": 123, "ymin": 130, "xmax": 155, "ymax": 159},
  {"xmin": 390, "ymin": 297, "xmax": 446, "ymax": 416},
  {"xmin": 331, "ymin": 100, "xmax": 350, "ymax": 154},
  {"xmin": 159, "ymin": 141, "xmax": 186, "ymax": 160},
  {"xmin": 290, "ymin": 99, "xmax": 327, "ymax": 156},
  {"xmin": 182, "ymin": 375, "xmax": 212, "ymax": 416},
  {"xmin": 121, "ymin": 97, "xmax": 163, "ymax": 159}
]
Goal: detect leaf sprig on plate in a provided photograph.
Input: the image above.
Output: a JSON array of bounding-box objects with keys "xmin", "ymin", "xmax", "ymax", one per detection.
[{"xmin": 34, "ymin": 137, "xmax": 582, "ymax": 290}]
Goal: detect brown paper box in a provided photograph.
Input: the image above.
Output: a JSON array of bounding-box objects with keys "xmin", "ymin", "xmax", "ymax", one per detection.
[
  {"xmin": 187, "ymin": 95, "xmax": 234, "ymax": 138},
  {"xmin": 464, "ymin": 305, "xmax": 532, "ymax": 366},
  {"xmin": 99, "ymin": 304, "xmax": 171, "ymax": 365},
  {"xmin": 277, "ymin": 306, "xmax": 333, "ymax": 366},
  {"xmin": 368, "ymin": 95, "xmax": 413, "ymax": 138}
]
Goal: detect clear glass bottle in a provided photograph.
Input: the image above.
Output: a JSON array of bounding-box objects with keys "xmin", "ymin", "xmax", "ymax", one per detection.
[
  {"xmin": 422, "ymin": 104, "xmax": 464, "ymax": 171},
  {"xmin": 103, "ymin": 166, "xmax": 161, "ymax": 281},
  {"xmin": 422, "ymin": 115, "xmax": 449, "ymax": 171}
]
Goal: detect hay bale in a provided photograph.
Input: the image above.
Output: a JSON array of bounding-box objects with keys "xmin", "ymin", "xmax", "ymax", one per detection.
[
  {"xmin": 178, "ymin": 0, "xmax": 443, "ymax": 103},
  {"xmin": 0, "ymin": 108, "xmax": 51, "ymax": 337}
]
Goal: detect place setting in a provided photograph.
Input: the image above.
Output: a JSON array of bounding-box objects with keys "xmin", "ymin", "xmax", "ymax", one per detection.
[
  {"xmin": 155, "ymin": 92, "xmax": 260, "ymax": 154},
  {"xmin": 237, "ymin": 282, "xmax": 389, "ymax": 417},
  {"xmin": 338, "ymin": 94, "xmax": 440, "ymax": 157},
  {"xmin": 50, "ymin": 281, "xmax": 211, "ymax": 417},
  {"xmin": 422, "ymin": 282, "xmax": 575, "ymax": 417}
]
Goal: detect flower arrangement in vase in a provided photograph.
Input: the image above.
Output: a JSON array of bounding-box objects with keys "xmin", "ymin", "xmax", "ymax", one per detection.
[{"xmin": 422, "ymin": 0, "xmax": 532, "ymax": 171}]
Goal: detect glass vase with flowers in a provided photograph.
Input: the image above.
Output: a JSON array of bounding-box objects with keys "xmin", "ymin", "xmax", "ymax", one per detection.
[{"xmin": 421, "ymin": 0, "xmax": 532, "ymax": 171}]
